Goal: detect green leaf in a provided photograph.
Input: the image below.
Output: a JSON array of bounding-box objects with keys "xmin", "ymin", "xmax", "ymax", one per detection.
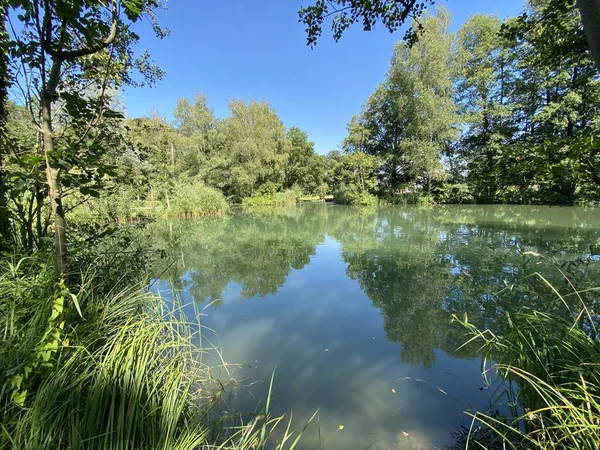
[{"xmin": 80, "ymin": 186, "xmax": 100, "ymax": 198}]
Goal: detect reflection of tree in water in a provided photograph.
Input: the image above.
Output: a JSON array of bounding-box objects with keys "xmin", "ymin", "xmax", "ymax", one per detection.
[
  {"xmin": 150, "ymin": 204, "xmax": 600, "ymax": 366},
  {"xmin": 327, "ymin": 206, "xmax": 600, "ymax": 368},
  {"xmin": 148, "ymin": 207, "xmax": 327, "ymax": 302}
]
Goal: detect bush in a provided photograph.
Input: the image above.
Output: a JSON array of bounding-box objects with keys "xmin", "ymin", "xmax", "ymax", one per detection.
[
  {"xmin": 242, "ymin": 189, "xmax": 301, "ymax": 207},
  {"xmin": 333, "ymin": 186, "xmax": 377, "ymax": 206},
  {"xmin": 382, "ymin": 191, "xmax": 435, "ymax": 206},
  {"xmin": 169, "ymin": 182, "xmax": 229, "ymax": 217},
  {"xmin": 434, "ymin": 182, "xmax": 474, "ymax": 204}
]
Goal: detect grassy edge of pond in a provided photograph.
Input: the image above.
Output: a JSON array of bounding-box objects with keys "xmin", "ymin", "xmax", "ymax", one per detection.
[
  {"xmin": 0, "ymin": 239, "xmax": 313, "ymax": 450},
  {"xmin": 451, "ymin": 254, "xmax": 600, "ymax": 449}
]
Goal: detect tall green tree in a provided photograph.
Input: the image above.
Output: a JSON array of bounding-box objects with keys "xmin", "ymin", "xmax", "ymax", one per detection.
[
  {"xmin": 454, "ymin": 14, "xmax": 515, "ymax": 202},
  {"xmin": 283, "ymin": 127, "xmax": 324, "ymax": 195},
  {"xmin": 350, "ymin": 8, "xmax": 457, "ymax": 194},
  {"xmin": 7, "ymin": 0, "xmax": 167, "ymax": 276},
  {"xmin": 212, "ymin": 100, "xmax": 287, "ymax": 201},
  {"xmin": 498, "ymin": 0, "xmax": 600, "ymax": 203},
  {"xmin": 329, "ymin": 151, "xmax": 380, "ymax": 205}
]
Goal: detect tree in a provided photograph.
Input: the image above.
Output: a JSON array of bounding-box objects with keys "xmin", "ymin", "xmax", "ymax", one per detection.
[
  {"xmin": 348, "ymin": 8, "xmax": 457, "ymax": 195},
  {"xmin": 329, "ymin": 151, "xmax": 380, "ymax": 205},
  {"xmin": 454, "ymin": 14, "xmax": 515, "ymax": 202},
  {"xmin": 283, "ymin": 127, "xmax": 324, "ymax": 194},
  {"xmin": 576, "ymin": 0, "xmax": 600, "ymax": 71},
  {"xmin": 299, "ymin": 0, "xmax": 600, "ymax": 71},
  {"xmin": 497, "ymin": 0, "xmax": 600, "ymax": 203},
  {"xmin": 214, "ymin": 100, "xmax": 287, "ymax": 201},
  {"xmin": 7, "ymin": 0, "xmax": 166, "ymax": 276},
  {"xmin": 299, "ymin": 0, "xmax": 435, "ymax": 48}
]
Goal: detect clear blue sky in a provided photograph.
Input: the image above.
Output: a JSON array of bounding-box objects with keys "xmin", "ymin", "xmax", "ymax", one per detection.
[{"xmin": 123, "ymin": 0, "xmax": 525, "ymax": 154}]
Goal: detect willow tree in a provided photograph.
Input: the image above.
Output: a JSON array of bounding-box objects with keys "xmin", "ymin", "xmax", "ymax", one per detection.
[{"xmin": 7, "ymin": 0, "xmax": 167, "ymax": 276}]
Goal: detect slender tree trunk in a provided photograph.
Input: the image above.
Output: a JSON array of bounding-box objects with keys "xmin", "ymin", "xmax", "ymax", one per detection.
[
  {"xmin": 41, "ymin": 55, "xmax": 68, "ymax": 276},
  {"xmin": 0, "ymin": 1, "xmax": 10, "ymax": 248},
  {"xmin": 577, "ymin": 0, "xmax": 600, "ymax": 72}
]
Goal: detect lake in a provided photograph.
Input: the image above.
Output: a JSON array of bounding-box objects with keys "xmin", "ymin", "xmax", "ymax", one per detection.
[{"xmin": 149, "ymin": 204, "xmax": 600, "ymax": 450}]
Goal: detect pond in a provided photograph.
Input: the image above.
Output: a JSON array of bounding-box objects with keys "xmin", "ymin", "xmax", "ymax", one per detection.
[{"xmin": 149, "ymin": 204, "xmax": 600, "ymax": 450}]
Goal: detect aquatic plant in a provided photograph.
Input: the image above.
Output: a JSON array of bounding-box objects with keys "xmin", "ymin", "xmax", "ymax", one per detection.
[{"xmin": 456, "ymin": 256, "xmax": 600, "ymax": 449}]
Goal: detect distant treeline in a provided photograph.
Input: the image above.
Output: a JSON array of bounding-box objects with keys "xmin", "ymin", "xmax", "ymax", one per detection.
[{"xmin": 4, "ymin": 0, "xmax": 599, "ymax": 220}]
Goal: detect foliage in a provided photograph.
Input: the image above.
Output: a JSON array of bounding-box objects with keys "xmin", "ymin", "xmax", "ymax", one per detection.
[
  {"xmin": 0, "ymin": 240, "xmax": 311, "ymax": 449},
  {"xmin": 169, "ymin": 181, "xmax": 228, "ymax": 217},
  {"xmin": 298, "ymin": 0, "xmax": 434, "ymax": 47},
  {"xmin": 456, "ymin": 258, "xmax": 600, "ymax": 448},
  {"xmin": 336, "ymin": 1, "xmax": 600, "ymax": 205},
  {"xmin": 327, "ymin": 151, "xmax": 379, "ymax": 205},
  {"xmin": 284, "ymin": 127, "xmax": 325, "ymax": 195},
  {"xmin": 242, "ymin": 189, "xmax": 301, "ymax": 207},
  {"xmin": 4, "ymin": 0, "xmax": 167, "ymax": 274},
  {"xmin": 118, "ymin": 97, "xmax": 325, "ymax": 207},
  {"xmin": 434, "ymin": 182, "xmax": 474, "ymax": 204}
]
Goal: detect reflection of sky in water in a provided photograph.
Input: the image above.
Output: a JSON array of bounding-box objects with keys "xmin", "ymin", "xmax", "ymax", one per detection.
[
  {"xmin": 150, "ymin": 205, "xmax": 600, "ymax": 449},
  {"xmin": 157, "ymin": 236, "xmax": 490, "ymax": 449}
]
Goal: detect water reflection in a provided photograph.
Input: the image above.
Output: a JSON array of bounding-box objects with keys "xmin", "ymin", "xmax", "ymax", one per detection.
[{"xmin": 149, "ymin": 205, "xmax": 600, "ymax": 449}]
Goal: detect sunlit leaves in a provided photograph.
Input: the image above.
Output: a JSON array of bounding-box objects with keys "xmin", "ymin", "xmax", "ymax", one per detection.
[{"xmin": 299, "ymin": 0, "xmax": 436, "ymax": 47}]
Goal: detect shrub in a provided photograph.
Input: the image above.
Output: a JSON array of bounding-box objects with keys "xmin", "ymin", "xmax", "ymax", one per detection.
[
  {"xmin": 169, "ymin": 182, "xmax": 229, "ymax": 217},
  {"xmin": 242, "ymin": 189, "xmax": 301, "ymax": 207},
  {"xmin": 434, "ymin": 182, "xmax": 474, "ymax": 204},
  {"xmin": 333, "ymin": 186, "xmax": 377, "ymax": 206},
  {"xmin": 381, "ymin": 191, "xmax": 435, "ymax": 206}
]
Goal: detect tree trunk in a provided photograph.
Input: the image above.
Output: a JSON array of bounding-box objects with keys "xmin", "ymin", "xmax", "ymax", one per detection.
[
  {"xmin": 41, "ymin": 90, "xmax": 68, "ymax": 277},
  {"xmin": 0, "ymin": 1, "xmax": 10, "ymax": 248},
  {"xmin": 577, "ymin": 0, "xmax": 600, "ymax": 72}
]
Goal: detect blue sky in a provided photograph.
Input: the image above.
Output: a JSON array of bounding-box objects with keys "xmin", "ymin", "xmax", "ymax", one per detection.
[{"xmin": 123, "ymin": 0, "xmax": 525, "ymax": 154}]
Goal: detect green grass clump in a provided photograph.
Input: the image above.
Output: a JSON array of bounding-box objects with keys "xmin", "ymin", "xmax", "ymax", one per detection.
[
  {"xmin": 168, "ymin": 181, "xmax": 229, "ymax": 217},
  {"xmin": 0, "ymin": 255, "xmax": 216, "ymax": 449},
  {"xmin": 0, "ymin": 245, "xmax": 310, "ymax": 449}
]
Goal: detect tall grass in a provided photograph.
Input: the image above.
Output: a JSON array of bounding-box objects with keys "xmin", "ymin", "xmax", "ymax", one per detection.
[
  {"xmin": 455, "ymin": 255, "xmax": 600, "ymax": 449},
  {"xmin": 0, "ymin": 242, "xmax": 310, "ymax": 449},
  {"xmin": 168, "ymin": 182, "xmax": 229, "ymax": 218},
  {"xmin": 70, "ymin": 181, "xmax": 229, "ymax": 223}
]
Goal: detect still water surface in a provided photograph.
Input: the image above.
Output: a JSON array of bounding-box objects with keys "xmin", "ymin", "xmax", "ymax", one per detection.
[{"xmin": 150, "ymin": 204, "xmax": 600, "ymax": 449}]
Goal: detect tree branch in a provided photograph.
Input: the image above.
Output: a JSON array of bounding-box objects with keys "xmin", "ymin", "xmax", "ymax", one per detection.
[{"xmin": 42, "ymin": 0, "xmax": 120, "ymax": 61}]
